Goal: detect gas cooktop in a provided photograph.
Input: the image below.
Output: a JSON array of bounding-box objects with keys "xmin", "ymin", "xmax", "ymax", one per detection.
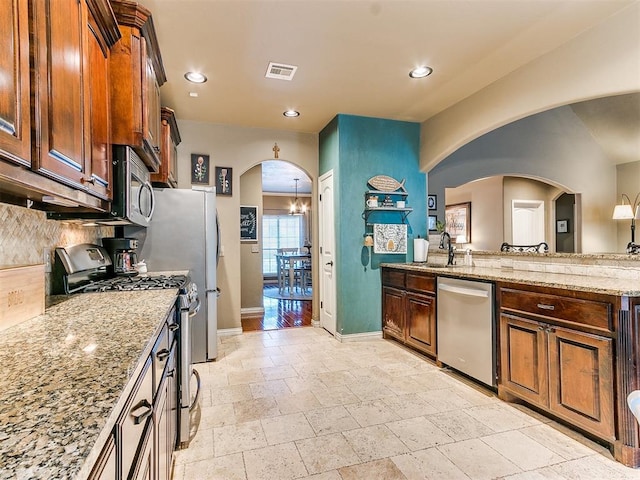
[{"xmin": 81, "ymin": 274, "xmax": 188, "ymax": 293}]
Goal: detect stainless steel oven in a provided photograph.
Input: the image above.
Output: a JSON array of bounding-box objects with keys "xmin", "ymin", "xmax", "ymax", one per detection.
[{"xmin": 51, "ymin": 244, "xmax": 202, "ymax": 450}]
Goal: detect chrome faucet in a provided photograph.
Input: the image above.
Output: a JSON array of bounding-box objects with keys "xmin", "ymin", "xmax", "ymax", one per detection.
[{"xmin": 439, "ymin": 231, "xmax": 455, "ymax": 266}]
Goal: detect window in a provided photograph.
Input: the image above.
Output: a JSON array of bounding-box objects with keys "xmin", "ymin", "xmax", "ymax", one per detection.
[{"xmin": 262, "ymin": 215, "xmax": 304, "ymax": 275}]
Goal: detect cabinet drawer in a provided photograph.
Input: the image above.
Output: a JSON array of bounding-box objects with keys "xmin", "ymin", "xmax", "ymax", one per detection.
[
  {"xmin": 406, "ymin": 273, "xmax": 435, "ymax": 293},
  {"xmin": 119, "ymin": 357, "xmax": 153, "ymax": 477},
  {"xmin": 152, "ymin": 324, "xmax": 170, "ymax": 398},
  {"xmin": 382, "ymin": 269, "xmax": 405, "ymax": 289},
  {"xmin": 500, "ymin": 288, "xmax": 612, "ymax": 332}
]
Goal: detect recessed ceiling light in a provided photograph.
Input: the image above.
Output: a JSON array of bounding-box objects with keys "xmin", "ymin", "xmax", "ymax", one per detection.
[
  {"xmin": 283, "ymin": 110, "xmax": 300, "ymax": 118},
  {"xmin": 184, "ymin": 71, "xmax": 207, "ymax": 83},
  {"xmin": 189, "ymin": 92, "xmax": 199, "ymax": 97},
  {"xmin": 409, "ymin": 66, "xmax": 433, "ymax": 79}
]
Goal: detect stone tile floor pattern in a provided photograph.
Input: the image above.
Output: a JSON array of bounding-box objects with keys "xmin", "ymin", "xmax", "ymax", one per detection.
[{"xmin": 173, "ymin": 327, "xmax": 640, "ymax": 479}]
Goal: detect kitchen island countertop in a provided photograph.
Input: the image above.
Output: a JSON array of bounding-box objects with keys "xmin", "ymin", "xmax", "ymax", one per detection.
[
  {"xmin": 0, "ymin": 289, "xmax": 179, "ymax": 480},
  {"xmin": 382, "ymin": 263, "xmax": 640, "ymax": 297}
]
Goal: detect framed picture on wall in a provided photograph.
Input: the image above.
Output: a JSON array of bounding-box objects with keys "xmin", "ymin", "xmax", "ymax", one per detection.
[
  {"xmin": 191, "ymin": 154, "xmax": 210, "ymax": 184},
  {"xmin": 557, "ymin": 219, "xmax": 569, "ymax": 233},
  {"xmin": 240, "ymin": 205, "xmax": 258, "ymax": 242},
  {"xmin": 445, "ymin": 202, "xmax": 471, "ymax": 243},
  {"xmin": 215, "ymin": 167, "xmax": 233, "ymax": 196},
  {"xmin": 428, "ymin": 215, "xmax": 438, "ymax": 232},
  {"xmin": 428, "ymin": 195, "xmax": 437, "ymax": 210}
]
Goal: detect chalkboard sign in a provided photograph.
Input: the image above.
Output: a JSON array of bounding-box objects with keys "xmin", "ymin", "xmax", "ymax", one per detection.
[{"xmin": 240, "ymin": 205, "xmax": 258, "ymax": 241}]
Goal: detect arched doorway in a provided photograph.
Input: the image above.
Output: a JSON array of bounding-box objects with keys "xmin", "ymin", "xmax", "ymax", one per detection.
[{"xmin": 239, "ymin": 160, "xmax": 313, "ymax": 331}]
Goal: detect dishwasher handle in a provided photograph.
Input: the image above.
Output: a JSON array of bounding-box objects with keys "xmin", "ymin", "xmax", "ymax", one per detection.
[{"xmin": 438, "ymin": 282, "xmax": 489, "ymax": 298}]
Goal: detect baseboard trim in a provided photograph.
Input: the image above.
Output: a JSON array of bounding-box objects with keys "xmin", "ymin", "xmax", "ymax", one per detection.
[
  {"xmin": 335, "ymin": 331, "xmax": 383, "ymax": 343},
  {"xmin": 241, "ymin": 307, "xmax": 265, "ymax": 318},
  {"xmin": 218, "ymin": 327, "xmax": 243, "ymax": 336}
]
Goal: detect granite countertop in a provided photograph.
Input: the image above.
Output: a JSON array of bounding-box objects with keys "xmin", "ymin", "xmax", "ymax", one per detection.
[
  {"xmin": 383, "ymin": 263, "xmax": 640, "ymax": 297},
  {"xmin": 0, "ymin": 289, "xmax": 179, "ymax": 480}
]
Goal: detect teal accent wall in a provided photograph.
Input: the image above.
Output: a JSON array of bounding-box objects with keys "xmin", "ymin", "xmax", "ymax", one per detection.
[{"xmin": 319, "ymin": 114, "xmax": 425, "ymax": 336}]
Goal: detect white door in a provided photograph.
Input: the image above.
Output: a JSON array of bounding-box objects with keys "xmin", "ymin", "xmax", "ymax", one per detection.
[
  {"xmin": 512, "ymin": 200, "xmax": 545, "ymax": 245},
  {"xmin": 319, "ymin": 171, "xmax": 336, "ymax": 335}
]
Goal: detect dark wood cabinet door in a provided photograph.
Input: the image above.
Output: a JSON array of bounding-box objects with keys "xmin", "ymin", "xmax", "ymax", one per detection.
[
  {"xmin": 382, "ymin": 286, "xmax": 405, "ymax": 341},
  {"xmin": 151, "ymin": 107, "xmax": 180, "ymax": 187},
  {"xmin": 548, "ymin": 326, "xmax": 615, "ymax": 439},
  {"xmin": 142, "ymin": 39, "xmax": 161, "ymax": 171},
  {"xmin": 499, "ymin": 314, "xmax": 549, "ymax": 406},
  {"xmin": 86, "ymin": 12, "xmax": 112, "ymax": 200},
  {"xmin": 31, "ymin": 0, "xmax": 91, "ymax": 188},
  {"xmin": 405, "ymin": 292, "xmax": 437, "ymax": 357},
  {"xmin": 0, "ymin": 0, "xmax": 31, "ymax": 167}
]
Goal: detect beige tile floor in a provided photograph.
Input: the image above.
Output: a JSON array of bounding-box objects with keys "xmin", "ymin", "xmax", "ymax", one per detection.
[{"xmin": 172, "ymin": 327, "xmax": 640, "ymax": 480}]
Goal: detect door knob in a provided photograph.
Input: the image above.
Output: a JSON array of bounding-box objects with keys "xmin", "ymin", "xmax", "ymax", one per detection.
[{"xmin": 325, "ymin": 261, "xmax": 334, "ymax": 266}]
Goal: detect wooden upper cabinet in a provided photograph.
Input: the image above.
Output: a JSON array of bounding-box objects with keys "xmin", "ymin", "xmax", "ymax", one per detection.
[
  {"xmin": 87, "ymin": 0, "xmax": 120, "ymax": 200},
  {"xmin": 151, "ymin": 107, "xmax": 181, "ymax": 187},
  {"xmin": 0, "ymin": 0, "xmax": 31, "ymax": 167},
  {"xmin": 30, "ymin": 0, "xmax": 119, "ymax": 200},
  {"xmin": 109, "ymin": 0, "xmax": 167, "ymax": 173}
]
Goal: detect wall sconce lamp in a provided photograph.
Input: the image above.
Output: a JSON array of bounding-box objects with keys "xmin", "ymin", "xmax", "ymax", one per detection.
[{"xmin": 612, "ymin": 193, "xmax": 640, "ymax": 243}]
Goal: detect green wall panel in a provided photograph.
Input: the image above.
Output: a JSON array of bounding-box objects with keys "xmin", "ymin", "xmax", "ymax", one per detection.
[{"xmin": 320, "ymin": 114, "xmax": 425, "ymax": 336}]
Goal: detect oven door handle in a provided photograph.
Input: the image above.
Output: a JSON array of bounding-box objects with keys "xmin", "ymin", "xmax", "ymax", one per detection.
[
  {"xmin": 188, "ymin": 298, "xmax": 201, "ymax": 317},
  {"xmin": 189, "ymin": 368, "xmax": 202, "ymax": 411}
]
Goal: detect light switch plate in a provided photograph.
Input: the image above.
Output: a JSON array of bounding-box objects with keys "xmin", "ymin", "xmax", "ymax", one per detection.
[{"xmin": 251, "ymin": 245, "xmax": 259, "ymax": 253}]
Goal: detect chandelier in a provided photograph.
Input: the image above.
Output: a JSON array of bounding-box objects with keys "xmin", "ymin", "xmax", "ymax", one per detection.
[{"xmin": 290, "ymin": 178, "xmax": 307, "ymax": 215}]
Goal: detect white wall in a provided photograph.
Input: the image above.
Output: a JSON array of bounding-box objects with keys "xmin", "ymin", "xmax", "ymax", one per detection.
[
  {"xmin": 240, "ymin": 164, "xmax": 263, "ymax": 310},
  {"xmin": 421, "ymin": 2, "xmax": 640, "ymax": 171},
  {"xmin": 175, "ymin": 121, "xmax": 319, "ymax": 330},
  {"xmin": 445, "ymin": 176, "xmax": 503, "ymax": 251}
]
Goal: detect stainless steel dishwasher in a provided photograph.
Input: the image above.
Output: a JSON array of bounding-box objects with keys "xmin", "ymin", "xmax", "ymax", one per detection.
[{"xmin": 437, "ymin": 277, "xmax": 496, "ymax": 387}]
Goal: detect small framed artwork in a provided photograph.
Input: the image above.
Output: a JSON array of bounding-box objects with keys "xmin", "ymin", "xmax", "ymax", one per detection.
[
  {"xmin": 557, "ymin": 219, "xmax": 569, "ymax": 233},
  {"xmin": 373, "ymin": 224, "xmax": 407, "ymax": 254},
  {"xmin": 428, "ymin": 215, "xmax": 438, "ymax": 232},
  {"xmin": 215, "ymin": 166, "xmax": 233, "ymax": 196},
  {"xmin": 428, "ymin": 194, "xmax": 437, "ymax": 210},
  {"xmin": 240, "ymin": 205, "xmax": 258, "ymax": 242},
  {"xmin": 445, "ymin": 202, "xmax": 471, "ymax": 243},
  {"xmin": 191, "ymin": 154, "xmax": 210, "ymax": 184}
]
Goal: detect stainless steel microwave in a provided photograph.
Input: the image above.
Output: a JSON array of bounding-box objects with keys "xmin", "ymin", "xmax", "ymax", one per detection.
[{"xmin": 48, "ymin": 146, "xmax": 155, "ymax": 227}]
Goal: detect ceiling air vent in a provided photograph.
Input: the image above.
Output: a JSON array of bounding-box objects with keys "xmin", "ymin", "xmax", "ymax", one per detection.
[{"xmin": 265, "ymin": 62, "xmax": 298, "ymax": 81}]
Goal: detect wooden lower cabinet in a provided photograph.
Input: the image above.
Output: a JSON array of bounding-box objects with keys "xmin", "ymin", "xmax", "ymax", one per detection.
[
  {"xmin": 499, "ymin": 286, "xmax": 615, "ymax": 442},
  {"xmin": 88, "ymin": 433, "xmax": 116, "ymax": 480},
  {"xmin": 382, "ymin": 286, "xmax": 405, "ymax": 341},
  {"xmin": 405, "ymin": 292, "xmax": 437, "ymax": 356},
  {"xmin": 381, "ymin": 268, "xmax": 437, "ymax": 358},
  {"xmin": 548, "ymin": 326, "xmax": 614, "ymax": 439}
]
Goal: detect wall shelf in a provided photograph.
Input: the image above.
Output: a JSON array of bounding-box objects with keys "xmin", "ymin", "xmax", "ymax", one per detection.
[{"xmin": 363, "ymin": 189, "xmax": 412, "ymax": 224}]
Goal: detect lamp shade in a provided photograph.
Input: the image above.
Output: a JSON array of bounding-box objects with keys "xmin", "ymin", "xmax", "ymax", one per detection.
[{"xmin": 613, "ymin": 204, "xmax": 635, "ymax": 220}]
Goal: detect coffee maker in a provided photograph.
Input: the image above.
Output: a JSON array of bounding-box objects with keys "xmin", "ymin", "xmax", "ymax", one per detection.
[{"xmin": 101, "ymin": 237, "xmax": 139, "ymax": 275}]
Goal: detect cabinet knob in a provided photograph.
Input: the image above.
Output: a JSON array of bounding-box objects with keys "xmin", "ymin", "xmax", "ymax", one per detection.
[{"xmin": 81, "ymin": 176, "xmax": 96, "ymax": 185}]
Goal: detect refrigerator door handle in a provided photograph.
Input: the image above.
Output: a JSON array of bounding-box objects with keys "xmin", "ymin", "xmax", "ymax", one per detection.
[{"xmin": 205, "ymin": 287, "xmax": 221, "ymax": 297}]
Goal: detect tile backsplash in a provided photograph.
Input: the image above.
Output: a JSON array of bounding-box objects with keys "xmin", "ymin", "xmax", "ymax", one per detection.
[{"xmin": 0, "ymin": 203, "xmax": 113, "ymax": 294}]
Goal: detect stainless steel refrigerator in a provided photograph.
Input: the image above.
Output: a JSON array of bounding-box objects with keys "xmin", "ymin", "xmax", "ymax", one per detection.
[{"xmin": 124, "ymin": 186, "xmax": 219, "ymax": 362}]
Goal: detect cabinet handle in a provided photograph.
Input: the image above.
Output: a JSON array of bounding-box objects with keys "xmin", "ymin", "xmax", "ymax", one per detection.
[
  {"xmin": 131, "ymin": 399, "xmax": 153, "ymax": 425},
  {"xmin": 537, "ymin": 303, "xmax": 555, "ymax": 310},
  {"xmin": 547, "ymin": 327, "xmax": 556, "ymax": 333},
  {"xmin": 169, "ymin": 323, "xmax": 179, "ymax": 332},
  {"xmin": 167, "ymin": 368, "xmax": 175, "ymax": 378},
  {"xmin": 538, "ymin": 325, "xmax": 545, "ymax": 330},
  {"xmin": 156, "ymin": 348, "xmax": 170, "ymax": 361},
  {"xmin": 153, "ymin": 146, "xmax": 161, "ymax": 153},
  {"xmin": 81, "ymin": 176, "xmax": 96, "ymax": 185}
]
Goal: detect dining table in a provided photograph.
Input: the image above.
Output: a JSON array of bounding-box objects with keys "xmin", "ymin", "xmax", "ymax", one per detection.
[{"xmin": 276, "ymin": 253, "xmax": 311, "ymax": 295}]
